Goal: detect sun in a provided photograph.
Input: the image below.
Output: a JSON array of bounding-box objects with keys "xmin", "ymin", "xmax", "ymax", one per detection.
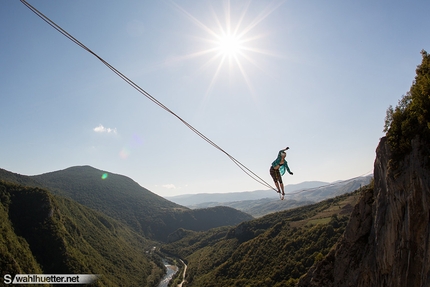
[
  {"xmin": 170, "ymin": 1, "xmax": 284, "ymax": 93},
  {"xmin": 216, "ymin": 32, "xmax": 243, "ymax": 58}
]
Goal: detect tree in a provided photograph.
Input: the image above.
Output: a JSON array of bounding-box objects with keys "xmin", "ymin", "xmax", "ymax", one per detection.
[{"xmin": 384, "ymin": 50, "xmax": 430, "ymax": 164}]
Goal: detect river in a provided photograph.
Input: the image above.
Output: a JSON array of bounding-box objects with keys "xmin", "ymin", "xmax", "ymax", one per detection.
[{"xmin": 158, "ymin": 260, "xmax": 178, "ymax": 287}]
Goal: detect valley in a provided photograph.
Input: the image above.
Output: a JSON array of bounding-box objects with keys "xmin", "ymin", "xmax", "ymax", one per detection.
[
  {"xmin": 161, "ymin": 188, "xmax": 366, "ymax": 286},
  {"xmin": 0, "ymin": 165, "xmax": 367, "ymax": 286}
]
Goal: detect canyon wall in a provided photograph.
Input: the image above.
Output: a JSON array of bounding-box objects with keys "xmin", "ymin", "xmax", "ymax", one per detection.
[{"xmin": 297, "ymin": 136, "xmax": 430, "ymax": 287}]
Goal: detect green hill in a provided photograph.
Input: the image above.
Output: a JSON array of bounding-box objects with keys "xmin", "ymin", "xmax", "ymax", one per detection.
[
  {"xmin": 161, "ymin": 185, "xmax": 369, "ymax": 286},
  {"xmin": 30, "ymin": 166, "xmax": 253, "ymax": 241},
  {"xmin": 0, "ymin": 180, "xmax": 164, "ymax": 286}
]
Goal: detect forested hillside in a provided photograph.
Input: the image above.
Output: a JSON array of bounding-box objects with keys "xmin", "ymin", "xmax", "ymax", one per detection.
[
  {"xmin": 0, "ymin": 180, "xmax": 164, "ymax": 286},
  {"xmin": 162, "ymin": 186, "xmax": 368, "ymax": 286},
  {"xmin": 31, "ymin": 166, "xmax": 253, "ymax": 241}
]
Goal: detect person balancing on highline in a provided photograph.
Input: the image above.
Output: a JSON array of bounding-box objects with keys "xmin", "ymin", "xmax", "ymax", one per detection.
[{"xmin": 270, "ymin": 147, "xmax": 293, "ymax": 200}]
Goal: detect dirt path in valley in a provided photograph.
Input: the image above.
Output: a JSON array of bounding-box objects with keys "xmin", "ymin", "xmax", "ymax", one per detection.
[{"xmin": 177, "ymin": 260, "xmax": 187, "ymax": 287}]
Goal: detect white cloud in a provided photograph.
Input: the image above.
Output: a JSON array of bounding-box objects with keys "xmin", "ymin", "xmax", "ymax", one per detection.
[
  {"xmin": 162, "ymin": 184, "xmax": 177, "ymax": 189},
  {"xmin": 93, "ymin": 124, "xmax": 117, "ymax": 134}
]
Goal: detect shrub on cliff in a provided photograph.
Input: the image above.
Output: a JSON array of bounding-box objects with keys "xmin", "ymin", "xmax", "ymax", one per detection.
[{"xmin": 384, "ymin": 50, "xmax": 430, "ymax": 165}]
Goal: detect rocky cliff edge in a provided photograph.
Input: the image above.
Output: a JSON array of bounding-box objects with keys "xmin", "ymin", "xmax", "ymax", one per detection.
[{"xmin": 297, "ymin": 136, "xmax": 430, "ymax": 287}]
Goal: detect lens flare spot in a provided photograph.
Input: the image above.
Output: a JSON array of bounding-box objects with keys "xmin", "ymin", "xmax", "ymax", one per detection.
[
  {"xmin": 119, "ymin": 148, "xmax": 131, "ymax": 159},
  {"xmin": 101, "ymin": 173, "xmax": 108, "ymax": 180}
]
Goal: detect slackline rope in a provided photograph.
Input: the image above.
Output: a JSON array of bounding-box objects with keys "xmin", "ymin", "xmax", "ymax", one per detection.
[
  {"xmin": 20, "ymin": 0, "xmax": 278, "ymax": 192},
  {"xmin": 21, "ymin": 1, "xmax": 373, "ymax": 197}
]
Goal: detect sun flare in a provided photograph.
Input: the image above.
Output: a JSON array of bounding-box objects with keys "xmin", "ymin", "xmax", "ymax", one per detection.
[{"xmin": 171, "ymin": 1, "xmax": 284, "ymax": 93}]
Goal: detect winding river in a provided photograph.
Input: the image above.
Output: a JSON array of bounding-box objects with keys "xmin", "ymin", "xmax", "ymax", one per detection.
[{"xmin": 158, "ymin": 260, "xmax": 178, "ymax": 287}]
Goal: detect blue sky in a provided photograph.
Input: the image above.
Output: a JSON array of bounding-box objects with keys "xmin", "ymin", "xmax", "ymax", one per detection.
[{"xmin": 1, "ymin": 1, "xmax": 429, "ymax": 196}]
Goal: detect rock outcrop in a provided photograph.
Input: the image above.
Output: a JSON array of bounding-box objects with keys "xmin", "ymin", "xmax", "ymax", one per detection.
[{"xmin": 297, "ymin": 136, "xmax": 430, "ymax": 287}]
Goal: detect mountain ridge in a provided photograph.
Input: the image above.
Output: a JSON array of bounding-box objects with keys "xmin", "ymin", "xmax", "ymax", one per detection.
[
  {"xmin": 168, "ymin": 176, "xmax": 372, "ymax": 217},
  {"xmin": 1, "ymin": 165, "xmax": 253, "ymax": 242},
  {"xmin": 0, "ymin": 180, "xmax": 164, "ymax": 286},
  {"xmin": 165, "ymin": 181, "xmax": 329, "ymax": 205}
]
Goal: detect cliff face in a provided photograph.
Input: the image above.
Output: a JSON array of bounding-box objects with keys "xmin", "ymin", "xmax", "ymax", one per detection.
[{"xmin": 297, "ymin": 136, "xmax": 430, "ymax": 287}]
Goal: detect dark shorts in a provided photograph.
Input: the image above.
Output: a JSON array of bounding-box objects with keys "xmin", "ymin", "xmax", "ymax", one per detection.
[{"xmin": 270, "ymin": 166, "xmax": 282, "ymax": 183}]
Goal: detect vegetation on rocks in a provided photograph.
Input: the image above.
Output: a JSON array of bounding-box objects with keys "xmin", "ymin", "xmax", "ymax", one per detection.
[{"xmin": 384, "ymin": 50, "xmax": 430, "ymax": 167}]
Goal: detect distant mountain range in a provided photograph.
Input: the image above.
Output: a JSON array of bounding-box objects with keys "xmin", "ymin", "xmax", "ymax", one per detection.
[
  {"xmin": 166, "ymin": 175, "xmax": 373, "ymax": 217},
  {"xmin": 166, "ymin": 181, "xmax": 328, "ymax": 206}
]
